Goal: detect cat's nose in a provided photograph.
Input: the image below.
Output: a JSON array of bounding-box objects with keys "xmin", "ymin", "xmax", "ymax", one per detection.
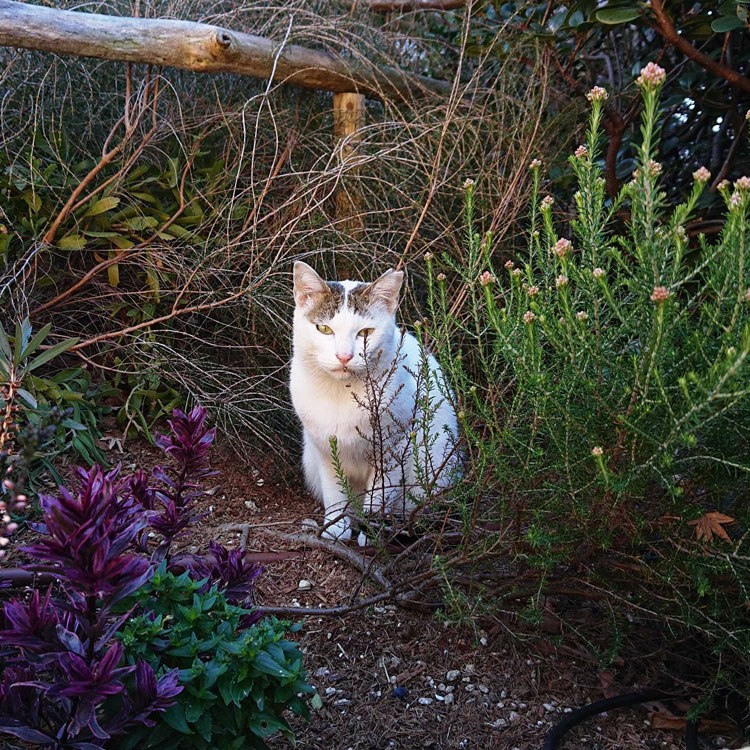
[{"xmin": 336, "ymin": 352, "xmax": 353, "ymax": 364}]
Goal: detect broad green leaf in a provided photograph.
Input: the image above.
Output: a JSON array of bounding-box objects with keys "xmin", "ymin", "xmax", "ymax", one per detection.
[
  {"xmin": 0, "ymin": 321, "xmax": 12, "ymax": 361},
  {"xmin": 253, "ymin": 650, "xmax": 292, "ymax": 678},
  {"xmin": 112, "ymin": 236, "xmax": 135, "ymax": 250},
  {"xmin": 121, "ymin": 216, "xmax": 158, "ymax": 231},
  {"xmin": 83, "ymin": 196, "xmax": 120, "ymax": 217},
  {"xmin": 17, "ymin": 389, "xmax": 38, "ymax": 408},
  {"xmin": 21, "ymin": 322, "xmax": 52, "ymax": 360},
  {"xmin": 595, "ymin": 7, "xmax": 640, "ymax": 24},
  {"xmin": 26, "ymin": 338, "xmax": 79, "ymax": 372},
  {"xmin": 58, "ymin": 234, "xmax": 87, "ymax": 250},
  {"xmin": 711, "ymin": 15, "xmax": 744, "ymax": 31},
  {"xmin": 163, "ymin": 704, "xmax": 193, "ymax": 735}
]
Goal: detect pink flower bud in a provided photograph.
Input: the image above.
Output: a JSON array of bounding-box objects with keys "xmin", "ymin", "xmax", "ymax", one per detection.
[{"xmin": 636, "ymin": 62, "xmax": 666, "ymax": 88}]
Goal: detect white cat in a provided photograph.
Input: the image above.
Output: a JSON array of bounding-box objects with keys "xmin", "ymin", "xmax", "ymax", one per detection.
[{"xmin": 289, "ymin": 261, "xmax": 458, "ymax": 540}]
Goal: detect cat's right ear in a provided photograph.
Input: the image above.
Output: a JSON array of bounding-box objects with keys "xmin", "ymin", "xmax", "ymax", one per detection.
[{"xmin": 293, "ymin": 261, "xmax": 328, "ymax": 307}]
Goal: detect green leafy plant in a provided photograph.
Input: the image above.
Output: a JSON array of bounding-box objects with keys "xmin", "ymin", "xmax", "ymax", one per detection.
[
  {"xmin": 116, "ymin": 565, "xmax": 313, "ymax": 750},
  {"xmin": 429, "ymin": 63, "xmax": 750, "ymax": 681},
  {"xmin": 0, "ymin": 318, "xmax": 111, "ymax": 488}
]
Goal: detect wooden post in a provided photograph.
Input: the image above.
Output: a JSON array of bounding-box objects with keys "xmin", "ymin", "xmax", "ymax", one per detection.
[{"xmin": 333, "ymin": 92, "xmax": 366, "ymax": 240}]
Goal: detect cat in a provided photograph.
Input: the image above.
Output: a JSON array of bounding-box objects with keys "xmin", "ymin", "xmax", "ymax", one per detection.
[{"xmin": 289, "ymin": 261, "xmax": 458, "ymax": 540}]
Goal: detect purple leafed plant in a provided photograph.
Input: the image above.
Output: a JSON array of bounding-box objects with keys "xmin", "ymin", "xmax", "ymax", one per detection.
[
  {"xmin": 0, "ymin": 405, "xmax": 260, "ymax": 750},
  {"xmin": 146, "ymin": 406, "xmax": 217, "ymax": 555}
]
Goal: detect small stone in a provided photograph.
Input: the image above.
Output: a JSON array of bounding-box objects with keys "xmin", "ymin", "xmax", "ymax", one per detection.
[
  {"xmin": 333, "ymin": 699, "xmax": 351, "ymax": 706},
  {"xmin": 438, "ymin": 683, "xmax": 447, "ymax": 692},
  {"xmin": 298, "ymin": 579, "xmax": 313, "ymax": 591},
  {"xmin": 543, "ymin": 703, "xmax": 556, "ymax": 712},
  {"xmin": 314, "ymin": 667, "xmax": 329, "ymax": 678},
  {"xmin": 509, "ymin": 711, "xmax": 519, "ymax": 722},
  {"xmin": 478, "ymin": 685, "xmax": 489, "ymax": 694},
  {"xmin": 325, "ymin": 687, "xmax": 337, "ymax": 696},
  {"xmin": 479, "ymin": 637, "xmax": 488, "ymax": 646},
  {"xmin": 500, "ymin": 690, "xmax": 507, "ymax": 699},
  {"xmin": 463, "ymin": 664, "xmax": 476, "ymax": 675},
  {"xmin": 418, "ymin": 697, "xmax": 433, "ymax": 706},
  {"xmin": 465, "ymin": 684, "xmax": 475, "ymax": 692},
  {"xmin": 446, "ymin": 670, "xmax": 460, "ymax": 682},
  {"xmin": 489, "ymin": 718, "xmax": 507, "ymax": 729},
  {"xmin": 519, "ymin": 702, "xmax": 527, "ymax": 710},
  {"xmin": 244, "ymin": 500, "xmax": 259, "ymax": 511},
  {"xmin": 445, "ymin": 686, "xmax": 454, "ymax": 693},
  {"xmin": 443, "ymin": 693, "xmax": 454, "ymax": 706},
  {"xmin": 496, "ymin": 702, "xmax": 505, "ymax": 709},
  {"xmin": 435, "ymin": 694, "xmax": 445, "ymax": 701}
]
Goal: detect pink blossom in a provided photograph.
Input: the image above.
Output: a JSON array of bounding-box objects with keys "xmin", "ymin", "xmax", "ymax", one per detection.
[
  {"xmin": 527, "ymin": 285, "xmax": 539, "ymax": 297},
  {"xmin": 735, "ymin": 176, "xmax": 750, "ymax": 191},
  {"xmin": 576, "ymin": 311, "xmax": 589, "ymax": 321},
  {"xmin": 540, "ymin": 195, "xmax": 554, "ymax": 209},
  {"xmin": 511, "ymin": 268, "xmax": 522, "ymax": 277},
  {"xmin": 636, "ymin": 62, "xmax": 666, "ymax": 88},
  {"xmin": 504, "ymin": 259, "xmax": 515, "ymax": 269},
  {"xmin": 593, "ymin": 267, "xmax": 605, "ymax": 280},
  {"xmin": 745, "ymin": 288, "xmax": 750, "ymax": 303},
  {"xmin": 437, "ymin": 272, "xmax": 446, "ymax": 281},
  {"xmin": 730, "ymin": 192, "xmax": 742, "ymax": 207},
  {"xmin": 424, "ymin": 252, "xmax": 434, "ymax": 261},
  {"xmin": 529, "ymin": 158, "xmax": 542, "ymax": 170},
  {"xmin": 591, "ymin": 446, "xmax": 603, "ymax": 457},
  {"xmin": 647, "ymin": 160, "xmax": 662, "ymax": 177},
  {"xmin": 553, "ymin": 238, "xmax": 572, "ymax": 258},
  {"xmin": 555, "ymin": 275, "xmax": 568, "ymax": 288},
  {"xmin": 463, "ymin": 178, "xmax": 475, "ymax": 189},
  {"xmin": 586, "ymin": 86, "xmax": 608, "ymax": 102},
  {"xmin": 480, "ymin": 271, "xmax": 494, "ymax": 286},
  {"xmin": 650, "ymin": 285, "xmax": 670, "ymax": 303},
  {"xmin": 574, "ymin": 145, "xmax": 588, "ymax": 158},
  {"xmin": 717, "ymin": 179, "xmax": 730, "ymax": 191},
  {"xmin": 692, "ymin": 167, "xmax": 711, "ymax": 183},
  {"xmin": 523, "ymin": 311, "xmax": 536, "ymax": 324}
]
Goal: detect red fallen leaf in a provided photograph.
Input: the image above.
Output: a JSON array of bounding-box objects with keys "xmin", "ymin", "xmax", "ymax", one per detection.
[
  {"xmin": 688, "ymin": 512, "xmax": 734, "ymax": 543},
  {"xmin": 650, "ymin": 713, "xmax": 735, "ymax": 736}
]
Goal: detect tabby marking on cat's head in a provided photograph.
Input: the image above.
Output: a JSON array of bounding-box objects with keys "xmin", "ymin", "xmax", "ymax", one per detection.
[{"xmin": 292, "ymin": 261, "xmax": 403, "ymax": 381}]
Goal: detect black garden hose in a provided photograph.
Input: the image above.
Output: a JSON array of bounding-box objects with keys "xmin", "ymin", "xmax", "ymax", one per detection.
[{"xmin": 542, "ymin": 690, "xmax": 701, "ymax": 750}]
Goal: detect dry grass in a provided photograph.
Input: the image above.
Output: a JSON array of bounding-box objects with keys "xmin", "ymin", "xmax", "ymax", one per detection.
[{"xmin": 0, "ymin": 0, "xmax": 561, "ymax": 455}]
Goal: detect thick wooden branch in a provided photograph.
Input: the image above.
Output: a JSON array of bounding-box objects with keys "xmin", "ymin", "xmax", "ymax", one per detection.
[
  {"xmin": 359, "ymin": 0, "xmax": 466, "ymax": 10},
  {"xmin": 0, "ymin": 0, "xmax": 451, "ymax": 101}
]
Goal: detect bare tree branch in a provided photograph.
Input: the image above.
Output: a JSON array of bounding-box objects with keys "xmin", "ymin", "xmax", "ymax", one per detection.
[{"xmin": 0, "ymin": 0, "xmax": 451, "ymax": 101}]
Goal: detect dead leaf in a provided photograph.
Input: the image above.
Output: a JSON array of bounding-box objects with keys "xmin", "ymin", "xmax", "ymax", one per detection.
[
  {"xmin": 650, "ymin": 713, "xmax": 735, "ymax": 736},
  {"xmin": 688, "ymin": 512, "xmax": 734, "ymax": 543}
]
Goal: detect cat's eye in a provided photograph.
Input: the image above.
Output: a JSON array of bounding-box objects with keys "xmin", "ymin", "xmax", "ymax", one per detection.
[
  {"xmin": 357, "ymin": 328, "xmax": 374, "ymax": 338},
  {"xmin": 316, "ymin": 324, "xmax": 333, "ymax": 335}
]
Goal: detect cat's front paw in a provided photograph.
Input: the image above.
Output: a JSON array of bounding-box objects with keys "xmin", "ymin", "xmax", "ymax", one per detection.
[{"xmin": 321, "ymin": 515, "xmax": 352, "ymax": 541}]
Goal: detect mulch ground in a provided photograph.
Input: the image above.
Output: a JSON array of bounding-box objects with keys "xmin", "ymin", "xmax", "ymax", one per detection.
[{"xmin": 3, "ymin": 435, "xmax": 741, "ymax": 750}]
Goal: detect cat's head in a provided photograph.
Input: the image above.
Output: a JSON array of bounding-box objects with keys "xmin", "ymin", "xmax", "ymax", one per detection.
[{"xmin": 292, "ymin": 261, "xmax": 404, "ymax": 381}]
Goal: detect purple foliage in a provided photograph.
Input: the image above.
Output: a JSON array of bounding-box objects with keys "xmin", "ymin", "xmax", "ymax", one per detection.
[
  {"xmin": 184, "ymin": 541, "xmax": 264, "ymax": 607},
  {"xmin": 0, "ymin": 405, "xmax": 262, "ymax": 749},
  {"xmin": 23, "ymin": 465, "xmax": 151, "ymax": 609},
  {"xmin": 146, "ymin": 406, "xmax": 217, "ymax": 548}
]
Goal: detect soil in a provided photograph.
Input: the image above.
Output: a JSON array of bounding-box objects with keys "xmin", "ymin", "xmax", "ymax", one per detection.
[{"xmin": 3, "ymin": 436, "xmax": 741, "ymax": 750}]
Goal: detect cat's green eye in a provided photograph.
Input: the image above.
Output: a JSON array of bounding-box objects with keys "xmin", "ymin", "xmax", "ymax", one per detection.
[
  {"xmin": 316, "ymin": 324, "xmax": 333, "ymax": 335},
  {"xmin": 357, "ymin": 328, "xmax": 374, "ymax": 338}
]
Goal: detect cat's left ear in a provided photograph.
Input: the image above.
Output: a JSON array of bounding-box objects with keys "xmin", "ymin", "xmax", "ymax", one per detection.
[{"xmin": 368, "ymin": 268, "xmax": 404, "ymax": 314}]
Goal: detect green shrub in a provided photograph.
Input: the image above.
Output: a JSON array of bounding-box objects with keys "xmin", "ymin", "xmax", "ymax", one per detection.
[
  {"xmin": 116, "ymin": 565, "xmax": 314, "ymax": 750},
  {"xmin": 0, "ymin": 318, "xmax": 110, "ymax": 490},
  {"xmin": 429, "ymin": 64, "xmax": 750, "ymax": 676}
]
